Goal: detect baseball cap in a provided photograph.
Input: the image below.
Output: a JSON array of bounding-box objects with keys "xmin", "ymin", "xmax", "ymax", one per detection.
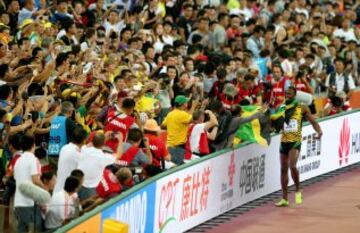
[{"xmin": 174, "ymin": 95, "xmax": 190, "ymax": 105}]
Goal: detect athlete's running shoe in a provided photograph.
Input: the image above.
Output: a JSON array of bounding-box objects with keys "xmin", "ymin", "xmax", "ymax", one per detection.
[
  {"xmin": 275, "ymin": 199, "xmax": 289, "ymax": 207},
  {"xmin": 295, "ymin": 192, "xmax": 302, "ymax": 204}
]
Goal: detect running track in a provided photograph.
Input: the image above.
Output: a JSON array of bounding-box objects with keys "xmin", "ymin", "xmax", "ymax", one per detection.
[{"xmin": 189, "ymin": 165, "xmax": 360, "ymax": 233}]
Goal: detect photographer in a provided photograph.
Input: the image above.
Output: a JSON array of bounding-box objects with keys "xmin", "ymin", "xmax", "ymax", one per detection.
[
  {"xmin": 48, "ymin": 101, "xmax": 78, "ymax": 168},
  {"xmin": 184, "ymin": 110, "xmax": 218, "ymax": 161},
  {"xmin": 294, "ymin": 69, "xmax": 314, "ymax": 94},
  {"xmin": 118, "ymin": 128, "xmax": 152, "ymax": 166},
  {"xmin": 205, "ymin": 99, "xmax": 232, "ymax": 151},
  {"xmin": 325, "ymin": 58, "xmax": 356, "ymax": 99},
  {"xmin": 322, "ymin": 91, "xmax": 351, "ymax": 117},
  {"xmin": 104, "ymin": 98, "xmax": 137, "ymax": 152}
]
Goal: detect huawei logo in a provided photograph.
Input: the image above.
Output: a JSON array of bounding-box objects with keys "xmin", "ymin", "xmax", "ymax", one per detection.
[
  {"xmin": 339, "ymin": 119, "xmax": 351, "ymax": 166},
  {"xmin": 228, "ymin": 152, "xmax": 235, "ymax": 187}
]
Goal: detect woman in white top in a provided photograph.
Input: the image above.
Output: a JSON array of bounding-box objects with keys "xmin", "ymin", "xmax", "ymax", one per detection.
[
  {"xmin": 163, "ymin": 21, "xmax": 175, "ymax": 45},
  {"xmin": 153, "ymin": 23, "xmax": 165, "ymax": 53}
]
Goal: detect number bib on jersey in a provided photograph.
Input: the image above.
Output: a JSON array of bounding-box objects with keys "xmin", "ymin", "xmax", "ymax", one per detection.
[{"xmin": 283, "ymin": 119, "xmax": 298, "ymax": 133}]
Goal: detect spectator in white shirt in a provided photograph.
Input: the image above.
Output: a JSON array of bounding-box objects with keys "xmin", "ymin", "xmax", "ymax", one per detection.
[
  {"xmin": 80, "ymin": 28, "xmax": 97, "ymax": 52},
  {"xmin": 77, "ymin": 132, "xmax": 123, "ymax": 201},
  {"xmin": 326, "ymin": 58, "xmax": 356, "ymax": 99},
  {"xmin": 333, "ymin": 18, "xmax": 358, "ymax": 42},
  {"xmin": 278, "ymin": 49, "xmax": 294, "ymax": 77},
  {"xmin": 103, "ymin": 9, "xmax": 126, "ymax": 36},
  {"xmin": 45, "ymin": 176, "xmax": 81, "ymax": 230},
  {"xmin": 14, "ymin": 134, "xmax": 46, "ymax": 233},
  {"xmin": 54, "ymin": 126, "xmax": 87, "ymax": 193},
  {"xmin": 185, "ymin": 110, "xmax": 218, "ymax": 161}
]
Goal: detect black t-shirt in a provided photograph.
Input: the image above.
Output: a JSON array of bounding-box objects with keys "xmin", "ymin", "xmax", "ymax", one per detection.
[
  {"xmin": 8, "ymin": 12, "xmax": 18, "ymax": 35},
  {"xmin": 65, "ymin": 117, "xmax": 77, "ymax": 143},
  {"xmin": 173, "ymin": 82, "xmax": 191, "ymax": 98},
  {"xmin": 144, "ymin": 8, "xmax": 157, "ymax": 29},
  {"xmin": 60, "ymin": 35, "xmax": 76, "ymax": 46},
  {"xmin": 177, "ymin": 16, "xmax": 192, "ymax": 40}
]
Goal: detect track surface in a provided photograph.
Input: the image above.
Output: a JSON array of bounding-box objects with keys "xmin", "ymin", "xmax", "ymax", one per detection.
[{"xmin": 188, "ymin": 163, "xmax": 360, "ymax": 233}]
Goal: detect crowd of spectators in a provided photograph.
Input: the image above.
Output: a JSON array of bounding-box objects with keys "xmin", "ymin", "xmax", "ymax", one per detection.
[{"xmin": 0, "ymin": 0, "xmax": 359, "ymax": 232}]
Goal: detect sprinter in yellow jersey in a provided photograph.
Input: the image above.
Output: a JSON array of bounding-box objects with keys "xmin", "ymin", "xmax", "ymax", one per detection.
[{"xmin": 276, "ymin": 87, "xmax": 322, "ymax": 207}]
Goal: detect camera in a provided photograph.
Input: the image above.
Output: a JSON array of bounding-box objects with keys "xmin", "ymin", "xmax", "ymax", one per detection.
[
  {"xmin": 296, "ymin": 70, "xmax": 305, "ymax": 79},
  {"xmin": 204, "ymin": 112, "xmax": 210, "ymax": 122}
]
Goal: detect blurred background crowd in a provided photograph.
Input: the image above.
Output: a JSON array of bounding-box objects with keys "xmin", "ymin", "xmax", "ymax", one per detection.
[{"xmin": 0, "ymin": 0, "xmax": 359, "ymax": 232}]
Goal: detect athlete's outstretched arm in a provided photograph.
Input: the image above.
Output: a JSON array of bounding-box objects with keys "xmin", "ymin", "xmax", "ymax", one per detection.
[{"xmin": 303, "ymin": 106, "xmax": 323, "ymax": 139}]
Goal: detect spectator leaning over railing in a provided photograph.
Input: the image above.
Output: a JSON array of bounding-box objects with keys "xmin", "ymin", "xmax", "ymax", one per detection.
[
  {"xmin": 184, "ymin": 110, "xmax": 218, "ymax": 162},
  {"xmin": 77, "ymin": 132, "xmax": 123, "ymax": 201}
]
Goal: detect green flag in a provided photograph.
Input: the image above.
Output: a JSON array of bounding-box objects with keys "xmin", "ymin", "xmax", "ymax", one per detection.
[{"xmin": 234, "ymin": 105, "xmax": 271, "ymax": 146}]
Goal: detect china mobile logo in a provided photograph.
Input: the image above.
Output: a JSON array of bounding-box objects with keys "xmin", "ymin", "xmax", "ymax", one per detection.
[
  {"xmin": 228, "ymin": 152, "xmax": 236, "ymax": 187},
  {"xmin": 339, "ymin": 119, "xmax": 350, "ymax": 166}
]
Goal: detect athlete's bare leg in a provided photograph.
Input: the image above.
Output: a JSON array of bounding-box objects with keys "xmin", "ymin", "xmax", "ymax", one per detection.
[
  {"xmin": 289, "ymin": 149, "xmax": 300, "ymax": 192},
  {"xmin": 280, "ymin": 153, "xmax": 289, "ymax": 200}
]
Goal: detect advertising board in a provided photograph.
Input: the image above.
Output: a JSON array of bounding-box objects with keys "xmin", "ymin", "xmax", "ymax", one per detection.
[
  {"xmin": 155, "ymin": 112, "xmax": 360, "ymax": 232},
  {"xmin": 100, "ymin": 183, "xmax": 156, "ymax": 233},
  {"xmin": 62, "ymin": 111, "xmax": 360, "ymax": 233}
]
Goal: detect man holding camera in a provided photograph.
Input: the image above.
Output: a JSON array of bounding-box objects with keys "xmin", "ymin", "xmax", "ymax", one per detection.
[
  {"xmin": 104, "ymin": 98, "xmax": 137, "ymax": 152},
  {"xmin": 325, "ymin": 58, "xmax": 356, "ymax": 99},
  {"xmin": 184, "ymin": 110, "xmax": 219, "ymax": 161}
]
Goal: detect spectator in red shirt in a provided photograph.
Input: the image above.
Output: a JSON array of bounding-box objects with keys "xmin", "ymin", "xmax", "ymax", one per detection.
[
  {"xmin": 220, "ymin": 83, "xmax": 241, "ymax": 109},
  {"xmin": 293, "ymin": 69, "xmax": 314, "ymax": 94},
  {"xmin": 104, "ymin": 98, "xmax": 137, "ymax": 152},
  {"xmin": 265, "ymin": 63, "xmax": 292, "ymax": 108},
  {"xmin": 143, "ymin": 119, "xmax": 171, "ymax": 169},
  {"xmin": 227, "ymin": 15, "xmax": 242, "ymax": 39},
  {"xmin": 210, "ymin": 68, "xmax": 228, "ymax": 99},
  {"xmin": 119, "ymin": 128, "xmax": 152, "ymax": 166},
  {"xmin": 237, "ymin": 74, "xmax": 262, "ymax": 104},
  {"xmin": 322, "ymin": 91, "xmax": 351, "ymax": 117},
  {"xmin": 83, "ymin": 166, "xmax": 134, "ymax": 212}
]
